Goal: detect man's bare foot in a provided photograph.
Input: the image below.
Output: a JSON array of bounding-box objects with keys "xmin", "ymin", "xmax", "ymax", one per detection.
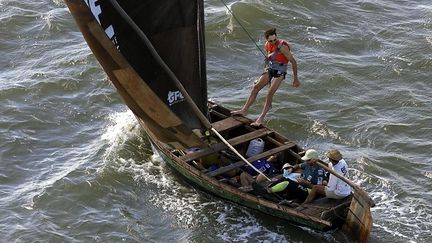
[
  {"xmin": 231, "ymin": 109, "xmax": 247, "ymax": 116},
  {"xmin": 250, "ymin": 121, "xmax": 262, "ymax": 127},
  {"xmin": 251, "ymin": 117, "xmax": 264, "ymax": 127},
  {"xmin": 296, "ymin": 204, "xmax": 306, "ymax": 211}
]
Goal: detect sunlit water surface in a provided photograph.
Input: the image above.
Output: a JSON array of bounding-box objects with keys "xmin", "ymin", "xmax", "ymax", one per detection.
[{"xmin": 1, "ymin": 0, "xmax": 431, "ymax": 242}]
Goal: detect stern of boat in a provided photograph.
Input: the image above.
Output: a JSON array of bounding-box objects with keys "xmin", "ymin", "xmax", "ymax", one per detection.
[{"xmin": 343, "ymin": 189, "xmax": 375, "ymax": 242}]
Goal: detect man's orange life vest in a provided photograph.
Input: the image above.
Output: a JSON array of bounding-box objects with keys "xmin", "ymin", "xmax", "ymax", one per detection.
[{"xmin": 265, "ymin": 39, "xmax": 290, "ymax": 64}]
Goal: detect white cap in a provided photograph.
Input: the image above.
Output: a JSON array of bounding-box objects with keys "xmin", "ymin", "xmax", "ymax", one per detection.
[{"xmin": 301, "ymin": 149, "xmax": 319, "ymax": 161}]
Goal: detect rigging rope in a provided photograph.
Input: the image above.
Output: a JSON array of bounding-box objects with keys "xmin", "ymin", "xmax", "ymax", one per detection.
[
  {"xmin": 219, "ymin": 0, "xmax": 267, "ymax": 59},
  {"xmin": 109, "ymin": 0, "xmax": 271, "ymax": 181}
]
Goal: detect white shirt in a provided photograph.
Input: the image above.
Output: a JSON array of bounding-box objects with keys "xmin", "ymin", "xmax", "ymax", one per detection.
[{"xmin": 327, "ymin": 159, "xmax": 352, "ymax": 197}]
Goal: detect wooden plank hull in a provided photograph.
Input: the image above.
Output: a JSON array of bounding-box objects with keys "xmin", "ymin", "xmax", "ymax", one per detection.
[
  {"xmin": 136, "ymin": 103, "xmax": 373, "ymax": 235},
  {"xmin": 147, "ymin": 127, "xmax": 331, "ymax": 231},
  {"xmin": 343, "ymin": 190, "xmax": 374, "ymax": 242}
]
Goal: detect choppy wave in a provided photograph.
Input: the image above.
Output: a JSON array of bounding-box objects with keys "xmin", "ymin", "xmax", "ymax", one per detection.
[{"xmin": 1, "ymin": 0, "xmax": 432, "ymax": 242}]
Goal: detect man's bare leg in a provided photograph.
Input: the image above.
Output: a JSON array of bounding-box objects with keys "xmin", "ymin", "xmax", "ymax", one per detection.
[
  {"xmin": 239, "ymin": 172, "xmax": 254, "ymax": 187},
  {"xmin": 253, "ymin": 76, "xmax": 283, "ymax": 126},
  {"xmin": 231, "ymin": 73, "xmax": 270, "ymax": 116},
  {"xmin": 303, "ymin": 185, "xmax": 325, "ymax": 204}
]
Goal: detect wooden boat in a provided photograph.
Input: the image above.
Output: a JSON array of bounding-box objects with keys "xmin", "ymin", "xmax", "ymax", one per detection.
[{"xmin": 64, "ymin": 0, "xmax": 375, "ymax": 242}]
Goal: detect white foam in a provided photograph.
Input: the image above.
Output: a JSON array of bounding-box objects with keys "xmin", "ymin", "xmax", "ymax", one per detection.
[
  {"xmin": 100, "ymin": 110, "xmax": 140, "ymax": 159},
  {"xmin": 99, "ymin": 115, "xmax": 209, "ymax": 228},
  {"xmin": 215, "ymin": 207, "xmax": 287, "ymax": 242},
  {"xmin": 368, "ymin": 174, "xmax": 432, "ymax": 242},
  {"xmin": 2, "ymin": 111, "xmax": 140, "ymax": 209},
  {"xmin": 427, "ymin": 36, "xmax": 432, "ymax": 46}
]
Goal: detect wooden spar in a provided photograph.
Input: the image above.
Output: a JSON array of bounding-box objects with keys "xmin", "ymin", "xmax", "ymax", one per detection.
[
  {"xmin": 109, "ymin": 0, "xmax": 271, "ymax": 181},
  {"xmin": 211, "ymin": 127, "xmax": 271, "ymax": 181},
  {"xmin": 110, "ymin": 0, "xmax": 205, "ymax": 124}
]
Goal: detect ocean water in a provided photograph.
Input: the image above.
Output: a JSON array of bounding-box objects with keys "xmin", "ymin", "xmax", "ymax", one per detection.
[{"xmin": 1, "ymin": 0, "xmax": 431, "ymax": 242}]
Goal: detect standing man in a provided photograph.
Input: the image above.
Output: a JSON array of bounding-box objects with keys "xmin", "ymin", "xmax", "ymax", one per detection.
[
  {"xmin": 303, "ymin": 149, "xmax": 352, "ymax": 204},
  {"xmin": 231, "ymin": 28, "xmax": 300, "ymax": 126}
]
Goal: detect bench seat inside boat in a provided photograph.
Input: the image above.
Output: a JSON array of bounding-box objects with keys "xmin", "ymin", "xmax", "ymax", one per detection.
[
  {"xmin": 211, "ymin": 116, "xmax": 243, "ymax": 133},
  {"xmin": 206, "ymin": 142, "xmax": 296, "ymax": 177},
  {"xmin": 179, "ymin": 115, "xmax": 298, "ymax": 179},
  {"xmin": 298, "ymin": 194, "xmax": 353, "ymax": 220}
]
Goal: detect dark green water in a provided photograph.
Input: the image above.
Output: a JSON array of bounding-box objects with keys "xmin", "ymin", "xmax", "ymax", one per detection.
[{"xmin": 1, "ymin": 0, "xmax": 431, "ymax": 242}]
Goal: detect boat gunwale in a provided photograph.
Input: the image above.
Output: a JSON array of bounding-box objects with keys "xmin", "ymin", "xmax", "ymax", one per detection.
[{"xmin": 141, "ymin": 114, "xmax": 335, "ymax": 230}]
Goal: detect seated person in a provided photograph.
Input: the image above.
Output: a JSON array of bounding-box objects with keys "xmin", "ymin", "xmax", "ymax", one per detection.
[
  {"xmin": 239, "ymin": 156, "xmax": 278, "ymax": 189},
  {"xmin": 186, "ymin": 132, "xmax": 222, "ymax": 172},
  {"xmin": 303, "ymin": 149, "xmax": 352, "ymax": 204},
  {"xmin": 267, "ymin": 149, "xmax": 326, "ymax": 201},
  {"xmin": 185, "ymin": 147, "xmax": 222, "ymax": 173},
  {"xmin": 292, "ymin": 149, "xmax": 326, "ymax": 188},
  {"xmin": 200, "ymin": 153, "xmax": 221, "ymax": 172}
]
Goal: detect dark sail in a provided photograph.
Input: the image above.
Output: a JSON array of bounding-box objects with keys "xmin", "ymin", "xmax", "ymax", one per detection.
[
  {"xmin": 65, "ymin": 0, "xmax": 208, "ymax": 148},
  {"xmin": 99, "ymin": 0, "xmax": 208, "ymax": 126}
]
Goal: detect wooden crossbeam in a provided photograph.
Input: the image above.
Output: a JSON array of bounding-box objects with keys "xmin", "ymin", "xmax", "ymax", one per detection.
[
  {"xmin": 209, "ymin": 109, "xmax": 228, "ymax": 119},
  {"xmin": 211, "ymin": 117, "xmax": 243, "ymax": 133},
  {"xmin": 179, "ymin": 128, "xmax": 271, "ymax": 162},
  {"xmin": 206, "ymin": 142, "xmax": 296, "ymax": 177}
]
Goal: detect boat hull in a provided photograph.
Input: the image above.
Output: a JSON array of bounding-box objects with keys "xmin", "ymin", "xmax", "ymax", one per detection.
[{"xmin": 138, "ymin": 116, "xmax": 333, "ymax": 231}]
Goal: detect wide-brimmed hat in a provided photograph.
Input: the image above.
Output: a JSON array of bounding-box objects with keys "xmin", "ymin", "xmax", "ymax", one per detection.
[
  {"xmin": 326, "ymin": 149, "xmax": 343, "ymax": 161},
  {"xmin": 301, "ymin": 149, "xmax": 319, "ymax": 161},
  {"xmin": 282, "ymin": 163, "xmax": 292, "ymax": 170}
]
